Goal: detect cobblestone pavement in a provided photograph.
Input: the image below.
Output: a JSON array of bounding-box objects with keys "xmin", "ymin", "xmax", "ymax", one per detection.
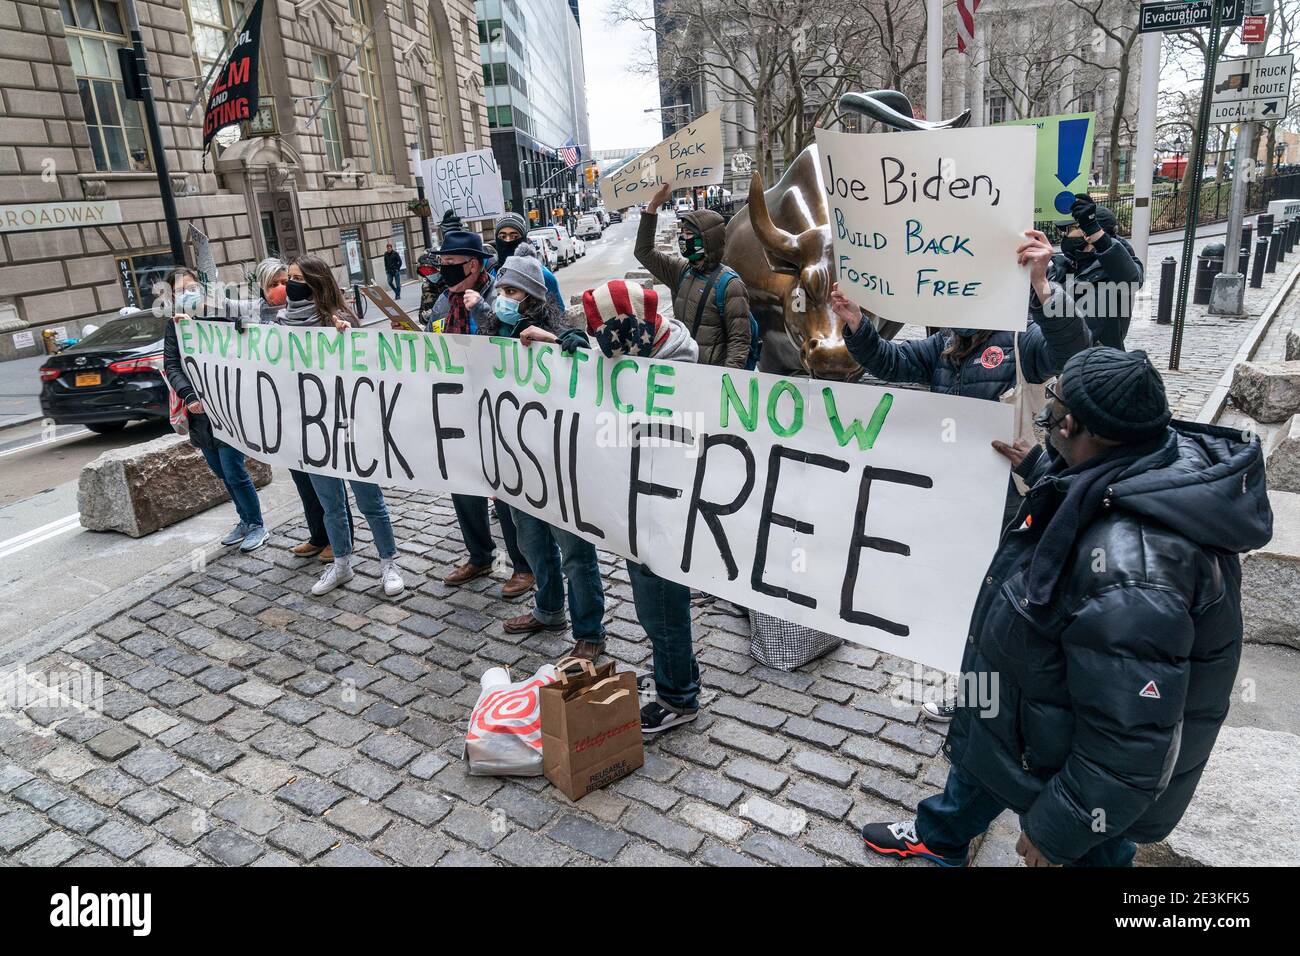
[{"xmin": 0, "ymin": 495, "xmax": 975, "ymax": 868}]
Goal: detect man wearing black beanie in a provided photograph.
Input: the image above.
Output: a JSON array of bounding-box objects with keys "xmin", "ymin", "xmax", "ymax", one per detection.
[
  {"xmin": 1047, "ymin": 194, "xmax": 1144, "ymax": 350},
  {"xmin": 862, "ymin": 348, "xmax": 1273, "ymax": 867}
]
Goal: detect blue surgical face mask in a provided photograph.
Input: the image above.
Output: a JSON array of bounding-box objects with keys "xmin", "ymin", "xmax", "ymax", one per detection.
[
  {"xmin": 494, "ymin": 296, "xmax": 521, "ymax": 331},
  {"xmin": 176, "ymin": 288, "xmax": 203, "ymax": 313}
]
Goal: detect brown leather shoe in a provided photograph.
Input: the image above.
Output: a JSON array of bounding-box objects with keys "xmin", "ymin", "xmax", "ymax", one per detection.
[
  {"xmin": 443, "ymin": 562, "xmax": 492, "ymax": 586},
  {"xmin": 291, "ymin": 541, "xmax": 324, "ymax": 557},
  {"xmin": 501, "ymin": 571, "xmax": 535, "ymax": 598},
  {"xmin": 504, "ymin": 612, "xmax": 547, "ymax": 634},
  {"xmin": 317, "ymin": 545, "xmax": 334, "ymax": 562},
  {"xmin": 566, "ymin": 640, "xmax": 604, "ymax": 662}
]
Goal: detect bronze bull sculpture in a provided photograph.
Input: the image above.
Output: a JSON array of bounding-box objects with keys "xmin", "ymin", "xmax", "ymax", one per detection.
[{"xmin": 723, "ymin": 90, "xmax": 971, "ymax": 379}]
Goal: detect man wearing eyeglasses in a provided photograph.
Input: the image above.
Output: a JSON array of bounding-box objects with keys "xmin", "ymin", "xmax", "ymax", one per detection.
[
  {"xmin": 861, "ymin": 347, "xmax": 1272, "ymax": 867},
  {"xmin": 1047, "ymin": 194, "xmax": 1144, "ymax": 350}
]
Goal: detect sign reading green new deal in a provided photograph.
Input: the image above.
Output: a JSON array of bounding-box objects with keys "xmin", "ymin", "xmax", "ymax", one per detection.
[{"xmin": 1000, "ymin": 112, "xmax": 1096, "ymax": 219}]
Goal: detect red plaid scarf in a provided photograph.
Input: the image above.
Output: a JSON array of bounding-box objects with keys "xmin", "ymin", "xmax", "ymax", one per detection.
[{"xmin": 444, "ymin": 271, "xmax": 489, "ymax": 335}]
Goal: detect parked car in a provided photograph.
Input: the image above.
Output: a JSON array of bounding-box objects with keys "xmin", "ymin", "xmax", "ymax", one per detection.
[
  {"xmin": 609, "ymin": 209, "xmax": 623, "ymax": 224},
  {"xmin": 39, "ymin": 309, "xmax": 169, "ymax": 433},
  {"xmin": 573, "ymin": 236, "xmax": 587, "ymax": 258},
  {"xmin": 528, "ymin": 225, "xmax": 576, "ymax": 266},
  {"xmin": 674, "ymin": 197, "xmax": 694, "ymax": 216},
  {"xmin": 576, "ymin": 215, "xmax": 602, "ymax": 240}
]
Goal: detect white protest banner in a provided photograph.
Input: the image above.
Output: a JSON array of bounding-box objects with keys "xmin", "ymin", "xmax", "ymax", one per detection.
[
  {"xmin": 600, "ymin": 109, "xmax": 724, "ymax": 211},
  {"xmin": 177, "ymin": 321, "xmax": 1012, "ymax": 673},
  {"xmin": 421, "ymin": 148, "xmax": 505, "ymax": 222},
  {"xmin": 815, "ymin": 125, "xmax": 1037, "ymax": 332}
]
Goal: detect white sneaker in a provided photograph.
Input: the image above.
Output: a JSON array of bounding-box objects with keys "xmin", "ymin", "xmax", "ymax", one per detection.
[
  {"xmin": 381, "ymin": 563, "xmax": 405, "ymax": 597},
  {"xmin": 311, "ymin": 562, "xmax": 354, "ymax": 596}
]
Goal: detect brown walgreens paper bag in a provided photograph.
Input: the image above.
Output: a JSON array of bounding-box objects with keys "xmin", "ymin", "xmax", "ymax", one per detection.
[{"xmin": 541, "ymin": 659, "xmax": 644, "ymax": 800}]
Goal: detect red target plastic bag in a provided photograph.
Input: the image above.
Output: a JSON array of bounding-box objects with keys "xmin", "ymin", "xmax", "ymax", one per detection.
[{"xmin": 464, "ymin": 664, "xmax": 559, "ymax": 776}]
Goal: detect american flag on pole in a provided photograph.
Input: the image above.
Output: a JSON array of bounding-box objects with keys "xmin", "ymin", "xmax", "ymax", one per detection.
[
  {"xmin": 558, "ymin": 138, "xmax": 581, "ymax": 168},
  {"xmin": 956, "ymin": 0, "xmax": 981, "ymax": 54}
]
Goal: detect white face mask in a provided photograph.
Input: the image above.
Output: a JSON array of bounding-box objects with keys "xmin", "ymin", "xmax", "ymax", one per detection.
[{"xmin": 176, "ymin": 288, "xmax": 203, "ymax": 313}]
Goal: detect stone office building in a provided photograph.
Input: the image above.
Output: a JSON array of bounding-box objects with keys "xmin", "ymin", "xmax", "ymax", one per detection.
[{"xmin": 0, "ymin": 0, "xmax": 491, "ymax": 359}]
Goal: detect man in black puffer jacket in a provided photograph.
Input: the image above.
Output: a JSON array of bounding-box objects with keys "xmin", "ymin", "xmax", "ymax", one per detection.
[{"xmin": 862, "ymin": 348, "xmax": 1273, "ymax": 867}]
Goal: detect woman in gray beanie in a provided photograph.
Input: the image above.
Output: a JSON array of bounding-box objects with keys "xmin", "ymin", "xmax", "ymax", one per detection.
[{"xmin": 494, "ymin": 253, "xmax": 562, "ymax": 336}]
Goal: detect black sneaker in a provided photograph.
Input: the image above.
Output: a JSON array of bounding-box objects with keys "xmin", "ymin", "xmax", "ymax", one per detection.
[
  {"xmin": 640, "ymin": 701, "xmax": 697, "ymax": 735},
  {"xmin": 861, "ymin": 819, "xmax": 966, "ymax": 867},
  {"xmin": 922, "ymin": 698, "xmax": 957, "ymax": 722}
]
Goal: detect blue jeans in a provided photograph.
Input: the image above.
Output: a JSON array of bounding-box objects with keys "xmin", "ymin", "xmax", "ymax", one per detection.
[
  {"xmin": 917, "ymin": 764, "xmax": 1136, "ymax": 867},
  {"xmin": 386, "ymin": 270, "xmax": 401, "ymax": 297},
  {"xmin": 510, "ymin": 508, "xmax": 605, "ymax": 643},
  {"xmin": 627, "ymin": 560, "xmax": 698, "ymax": 712},
  {"xmin": 200, "ymin": 441, "xmax": 262, "ymax": 527},
  {"xmin": 308, "ymin": 475, "xmax": 397, "ymax": 561}
]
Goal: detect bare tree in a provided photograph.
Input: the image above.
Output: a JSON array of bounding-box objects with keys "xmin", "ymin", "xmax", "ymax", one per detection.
[{"xmin": 611, "ymin": 0, "xmax": 907, "ymax": 180}]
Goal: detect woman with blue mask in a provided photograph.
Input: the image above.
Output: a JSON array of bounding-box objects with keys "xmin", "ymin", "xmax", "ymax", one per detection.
[{"xmin": 161, "ymin": 266, "xmax": 269, "ymax": 554}]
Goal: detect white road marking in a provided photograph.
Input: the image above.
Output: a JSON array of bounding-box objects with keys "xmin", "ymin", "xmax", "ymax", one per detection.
[
  {"xmin": 0, "ymin": 428, "xmax": 90, "ymax": 459},
  {"xmin": 0, "ymin": 513, "xmax": 81, "ymax": 559}
]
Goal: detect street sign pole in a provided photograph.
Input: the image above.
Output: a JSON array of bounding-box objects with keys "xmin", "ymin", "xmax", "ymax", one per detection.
[
  {"xmin": 1170, "ymin": 0, "xmax": 1229, "ymax": 371},
  {"xmin": 1212, "ymin": 29, "xmax": 1272, "ymax": 316}
]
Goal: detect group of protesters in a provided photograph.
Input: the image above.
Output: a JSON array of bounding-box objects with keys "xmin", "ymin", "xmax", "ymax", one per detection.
[{"xmin": 160, "ymin": 185, "xmax": 1271, "ymax": 868}]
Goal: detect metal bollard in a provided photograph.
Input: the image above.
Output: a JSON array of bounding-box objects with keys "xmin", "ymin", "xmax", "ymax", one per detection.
[
  {"xmin": 1242, "ymin": 224, "xmax": 1254, "ymax": 254},
  {"xmin": 1291, "ymin": 217, "xmax": 1300, "ymax": 252},
  {"xmin": 1239, "ymin": 246, "xmax": 1250, "ymax": 275},
  {"xmin": 1157, "ymin": 256, "xmax": 1176, "ymax": 325},
  {"xmin": 1267, "ymin": 232, "xmax": 1281, "ymax": 273},
  {"xmin": 1279, "ymin": 222, "xmax": 1289, "ymax": 263},
  {"xmin": 1194, "ymin": 244, "xmax": 1223, "ymax": 305},
  {"xmin": 1259, "ymin": 213, "xmax": 1275, "ymax": 237},
  {"xmin": 1251, "ymin": 236, "xmax": 1268, "ymax": 287}
]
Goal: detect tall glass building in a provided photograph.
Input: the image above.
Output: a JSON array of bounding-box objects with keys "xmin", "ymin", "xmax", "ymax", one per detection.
[{"xmin": 478, "ymin": 0, "xmax": 590, "ymax": 226}]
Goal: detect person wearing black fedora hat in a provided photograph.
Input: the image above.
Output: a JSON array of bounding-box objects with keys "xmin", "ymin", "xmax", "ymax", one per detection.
[
  {"xmin": 861, "ymin": 348, "xmax": 1273, "ymax": 868},
  {"xmin": 421, "ymin": 228, "xmax": 533, "ymax": 593}
]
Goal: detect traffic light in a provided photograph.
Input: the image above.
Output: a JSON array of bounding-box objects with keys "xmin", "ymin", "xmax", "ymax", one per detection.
[
  {"xmin": 528, "ymin": 209, "xmax": 540, "ymax": 221},
  {"xmin": 585, "ymin": 166, "xmax": 597, "ymax": 185}
]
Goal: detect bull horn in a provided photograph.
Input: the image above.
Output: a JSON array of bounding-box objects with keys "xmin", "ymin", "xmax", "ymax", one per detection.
[
  {"xmin": 747, "ymin": 171, "xmax": 801, "ymax": 263},
  {"xmin": 838, "ymin": 90, "xmax": 971, "ymax": 132}
]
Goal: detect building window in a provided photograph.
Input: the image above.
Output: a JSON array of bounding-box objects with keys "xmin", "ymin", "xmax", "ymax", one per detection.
[
  {"xmin": 350, "ymin": 0, "xmax": 391, "ymax": 176},
  {"xmin": 1079, "ymin": 90, "xmax": 1096, "ymax": 113},
  {"xmin": 59, "ymin": 0, "xmax": 150, "ymax": 172},
  {"xmin": 311, "ymin": 52, "xmax": 346, "ymax": 170},
  {"xmin": 185, "ymin": 0, "xmax": 247, "ymax": 148},
  {"xmin": 414, "ymin": 85, "xmax": 433, "ymax": 160},
  {"xmin": 987, "ymin": 93, "xmax": 1008, "ymax": 125},
  {"xmin": 116, "ymin": 249, "xmax": 174, "ymax": 310}
]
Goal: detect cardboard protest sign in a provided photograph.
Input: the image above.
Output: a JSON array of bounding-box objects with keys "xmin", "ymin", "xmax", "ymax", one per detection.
[
  {"xmin": 815, "ymin": 125, "xmax": 1036, "ymax": 332},
  {"xmin": 421, "ymin": 148, "xmax": 505, "ymax": 221},
  {"xmin": 1000, "ymin": 112, "xmax": 1096, "ymax": 219},
  {"xmin": 600, "ymin": 109, "xmax": 724, "ymax": 210},
  {"xmin": 176, "ymin": 321, "xmax": 1013, "ymax": 672},
  {"xmin": 358, "ymin": 284, "xmax": 420, "ymax": 332}
]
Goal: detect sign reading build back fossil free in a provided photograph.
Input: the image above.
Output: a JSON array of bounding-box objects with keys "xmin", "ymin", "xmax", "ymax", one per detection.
[
  {"xmin": 176, "ymin": 320, "xmax": 1014, "ymax": 673},
  {"xmin": 815, "ymin": 124, "xmax": 1036, "ymax": 332},
  {"xmin": 600, "ymin": 109, "xmax": 724, "ymax": 210}
]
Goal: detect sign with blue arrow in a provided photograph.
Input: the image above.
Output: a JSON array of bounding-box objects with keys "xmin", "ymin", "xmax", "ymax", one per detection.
[{"xmin": 999, "ymin": 111, "xmax": 1097, "ymax": 219}]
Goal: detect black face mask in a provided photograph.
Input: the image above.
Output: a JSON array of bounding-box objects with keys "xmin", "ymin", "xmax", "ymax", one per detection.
[
  {"xmin": 285, "ymin": 278, "xmax": 313, "ymax": 302},
  {"xmin": 495, "ymin": 238, "xmax": 522, "ymax": 262},
  {"xmin": 1061, "ymin": 236, "xmax": 1092, "ymax": 261},
  {"xmin": 440, "ymin": 261, "xmax": 469, "ymax": 288},
  {"xmin": 678, "ymin": 233, "xmax": 705, "ymax": 262}
]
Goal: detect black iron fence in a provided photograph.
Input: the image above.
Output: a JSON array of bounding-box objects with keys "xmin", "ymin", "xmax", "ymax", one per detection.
[{"xmin": 1034, "ymin": 172, "xmax": 1300, "ymax": 238}]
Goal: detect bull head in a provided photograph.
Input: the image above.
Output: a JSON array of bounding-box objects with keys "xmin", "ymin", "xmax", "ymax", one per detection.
[{"xmin": 722, "ymin": 90, "xmax": 971, "ymax": 380}]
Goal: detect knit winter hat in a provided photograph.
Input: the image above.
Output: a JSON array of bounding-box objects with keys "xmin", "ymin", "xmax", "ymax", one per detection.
[
  {"xmin": 579, "ymin": 280, "xmax": 665, "ymax": 357},
  {"xmin": 1058, "ymin": 347, "xmax": 1172, "ymax": 442},
  {"xmin": 495, "ymin": 213, "xmax": 529, "ymax": 237},
  {"xmin": 496, "ymin": 254, "xmax": 548, "ymax": 304}
]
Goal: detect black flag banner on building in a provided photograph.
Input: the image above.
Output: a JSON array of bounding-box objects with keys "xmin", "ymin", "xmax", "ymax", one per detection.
[{"xmin": 202, "ymin": 0, "xmax": 264, "ymax": 147}]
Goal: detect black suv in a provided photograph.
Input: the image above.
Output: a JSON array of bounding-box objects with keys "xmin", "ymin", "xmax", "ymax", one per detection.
[{"xmin": 39, "ymin": 310, "xmax": 169, "ymax": 433}]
